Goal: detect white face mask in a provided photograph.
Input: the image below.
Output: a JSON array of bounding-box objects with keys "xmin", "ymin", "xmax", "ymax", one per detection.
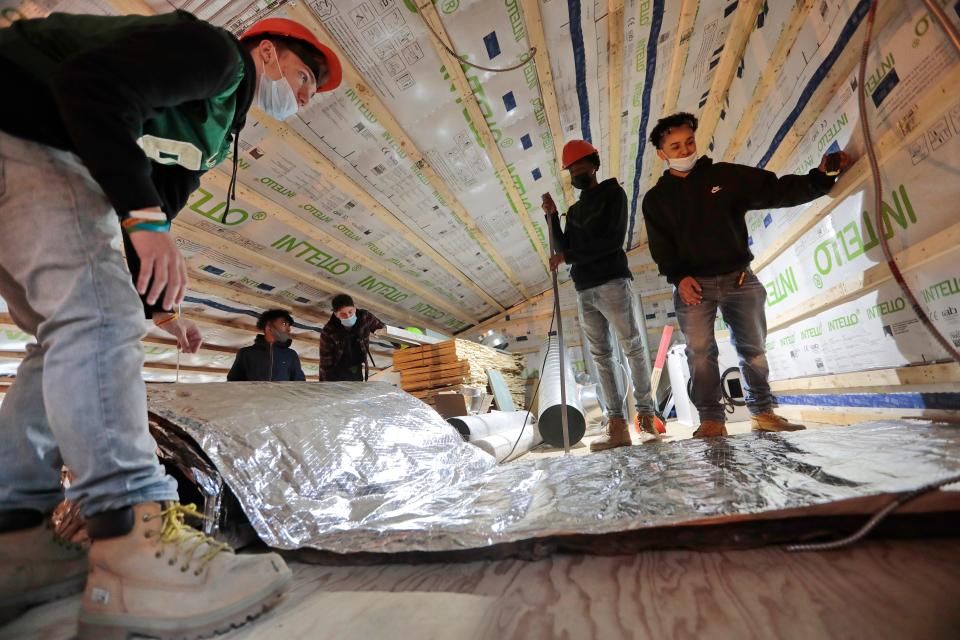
[
  {"xmin": 341, "ymin": 314, "xmax": 357, "ymax": 328},
  {"xmin": 667, "ymin": 152, "xmax": 698, "ymax": 173},
  {"xmin": 257, "ymin": 55, "xmax": 298, "ymax": 121}
]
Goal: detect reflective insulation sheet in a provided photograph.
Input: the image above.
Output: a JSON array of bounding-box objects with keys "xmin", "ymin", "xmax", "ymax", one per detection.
[{"xmin": 148, "ymin": 383, "xmax": 960, "ymax": 554}]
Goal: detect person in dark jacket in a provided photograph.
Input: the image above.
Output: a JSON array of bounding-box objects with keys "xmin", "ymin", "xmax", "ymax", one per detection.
[
  {"xmin": 228, "ymin": 309, "xmax": 306, "ymax": 381},
  {"xmin": 642, "ymin": 112, "xmax": 850, "ymax": 438},
  {"xmin": 542, "ymin": 140, "xmax": 657, "ymax": 452},
  {"xmin": 319, "ymin": 294, "xmax": 386, "ymax": 382},
  {"xmin": 0, "ymin": 10, "xmax": 342, "ymax": 636}
]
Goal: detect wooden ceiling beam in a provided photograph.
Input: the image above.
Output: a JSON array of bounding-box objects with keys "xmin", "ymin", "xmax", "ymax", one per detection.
[
  {"xmin": 416, "ymin": 1, "xmax": 552, "ymax": 277},
  {"xmin": 696, "ymin": 0, "xmax": 765, "ymax": 149}
]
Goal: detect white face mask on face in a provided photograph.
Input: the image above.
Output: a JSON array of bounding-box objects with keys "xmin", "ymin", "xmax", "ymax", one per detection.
[
  {"xmin": 257, "ymin": 54, "xmax": 299, "ymax": 121},
  {"xmin": 667, "ymin": 152, "xmax": 698, "ymax": 173}
]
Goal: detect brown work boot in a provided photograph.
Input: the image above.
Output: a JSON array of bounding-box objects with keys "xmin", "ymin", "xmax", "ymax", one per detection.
[
  {"xmin": 0, "ymin": 510, "xmax": 87, "ymax": 624},
  {"xmin": 590, "ymin": 416, "xmax": 632, "ymax": 451},
  {"xmin": 636, "ymin": 415, "xmax": 662, "ymax": 442},
  {"xmin": 751, "ymin": 412, "xmax": 806, "ymax": 432},
  {"xmin": 78, "ymin": 502, "xmax": 291, "ymax": 640},
  {"xmin": 692, "ymin": 420, "xmax": 728, "ymax": 438}
]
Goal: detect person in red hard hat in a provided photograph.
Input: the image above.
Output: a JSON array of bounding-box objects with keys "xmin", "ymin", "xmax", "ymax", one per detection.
[
  {"xmin": 542, "ymin": 140, "xmax": 658, "ymax": 453},
  {"xmin": 0, "ymin": 9, "xmax": 340, "ymax": 636}
]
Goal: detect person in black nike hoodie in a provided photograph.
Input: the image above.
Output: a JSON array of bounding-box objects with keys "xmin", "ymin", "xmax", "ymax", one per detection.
[
  {"xmin": 642, "ymin": 112, "xmax": 850, "ymax": 438},
  {"xmin": 543, "ymin": 140, "xmax": 658, "ymax": 453},
  {"xmin": 0, "ymin": 10, "xmax": 342, "ymax": 636},
  {"xmin": 228, "ymin": 309, "xmax": 306, "ymax": 381}
]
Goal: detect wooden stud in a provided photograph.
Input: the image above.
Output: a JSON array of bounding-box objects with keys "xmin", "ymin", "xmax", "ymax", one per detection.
[
  {"xmin": 201, "ymin": 170, "xmax": 481, "ymax": 324},
  {"xmin": 607, "ymin": 0, "xmax": 626, "ymax": 197},
  {"xmin": 768, "ymin": 222, "xmax": 960, "ymax": 332},
  {"xmin": 282, "ymin": 2, "xmax": 525, "ymax": 306},
  {"xmin": 696, "ymin": 0, "xmax": 765, "ymax": 150},
  {"xmin": 520, "ymin": 0, "xmax": 577, "ymax": 207},
  {"xmin": 770, "ymin": 362, "xmax": 960, "ymax": 394},
  {"xmin": 416, "ymin": 1, "xmax": 552, "ymax": 275},
  {"xmin": 721, "ymin": 0, "xmax": 814, "ymax": 162},
  {"xmin": 638, "ymin": 0, "xmax": 699, "ymax": 200}
]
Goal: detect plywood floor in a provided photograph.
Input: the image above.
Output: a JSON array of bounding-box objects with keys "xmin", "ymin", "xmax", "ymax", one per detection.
[{"xmin": 4, "ymin": 538, "xmax": 959, "ymax": 640}]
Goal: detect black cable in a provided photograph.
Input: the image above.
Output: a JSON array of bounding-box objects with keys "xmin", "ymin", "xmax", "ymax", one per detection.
[
  {"xmin": 502, "ymin": 308, "xmax": 557, "ymax": 463},
  {"xmin": 415, "ymin": 5, "xmax": 536, "ymax": 74}
]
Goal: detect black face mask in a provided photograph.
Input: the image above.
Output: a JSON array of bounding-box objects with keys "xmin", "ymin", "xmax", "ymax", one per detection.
[{"xmin": 571, "ymin": 173, "xmax": 592, "ymax": 190}]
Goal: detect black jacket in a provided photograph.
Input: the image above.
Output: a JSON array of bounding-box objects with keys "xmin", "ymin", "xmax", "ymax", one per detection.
[
  {"xmin": 0, "ymin": 11, "xmax": 255, "ymax": 315},
  {"xmin": 547, "ymin": 178, "xmax": 633, "ymax": 291},
  {"xmin": 227, "ymin": 335, "xmax": 306, "ymax": 382},
  {"xmin": 642, "ymin": 157, "xmax": 836, "ymax": 284}
]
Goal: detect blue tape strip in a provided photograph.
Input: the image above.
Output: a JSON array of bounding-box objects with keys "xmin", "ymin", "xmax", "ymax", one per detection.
[
  {"xmin": 182, "ymin": 296, "xmax": 325, "ymax": 332},
  {"xmin": 756, "ymin": 0, "xmax": 870, "ymax": 169},
  {"xmin": 627, "ymin": 0, "xmax": 665, "ymax": 244},
  {"xmin": 567, "ymin": 0, "xmax": 592, "ymax": 142},
  {"xmin": 777, "ymin": 392, "xmax": 960, "ymax": 411}
]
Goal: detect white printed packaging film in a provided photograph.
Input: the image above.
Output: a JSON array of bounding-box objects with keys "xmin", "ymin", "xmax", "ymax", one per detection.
[
  {"xmin": 447, "ymin": 411, "xmax": 533, "ymax": 440},
  {"xmin": 471, "ymin": 423, "xmax": 542, "ymax": 464}
]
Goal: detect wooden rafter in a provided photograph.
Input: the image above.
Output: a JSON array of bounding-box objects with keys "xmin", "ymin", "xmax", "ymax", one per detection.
[
  {"xmin": 762, "ymin": 1, "xmax": 900, "ymax": 173},
  {"xmin": 607, "ymin": 0, "xmax": 626, "ymax": 193},
  {"xmin": 284, "ymin": 2, "xmax": 526, "ymax": 306},
  {"xmin": 696, "ymin": 0, "xmax": 765, "ymax": 150},
  {"xmin": 637, "ymin": 0, "xmax": 699, "ymax": 228},
  {"xmin": 520, "ymin": 0, "xmax": 576, "ymax": 207},
  {"xmin": 416, "ymin": 1, "xmax": 552, "ymax": 275},
  {"xmin": 721, "ymin": 0, "xmax": 814, "ymax": 162}
]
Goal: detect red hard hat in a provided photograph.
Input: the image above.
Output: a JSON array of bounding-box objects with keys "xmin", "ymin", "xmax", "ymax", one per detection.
[
  {"xmin": 240, "ymin": 18, "xmax": 342, "ymax": 93},
  {"xmin": 561, "ymin": 139, "xmax": 599, "ymax": 169}
]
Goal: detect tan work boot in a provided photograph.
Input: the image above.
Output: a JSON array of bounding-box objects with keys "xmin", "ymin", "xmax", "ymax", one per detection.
[
  {"xmin": 590, "ymin": 416, "xmax": 632, "ymax": 451},
  {"xmin": 636, "ymin": 415, "xmax": 662, "ymax": 442},
  {"xmin": 0, "ymin": 511, "xmax": 87, "ymax": 624},
  {"xmin": 692, "ymin": 420, "xmax": 728, "ymax": 438},
  {"xmin": 751, "ymin": 412, "xmax": 806, "ymax": 432},
  {"xmin": 78, "ymin": 502, "xmax": 291, "ymax": 640}
]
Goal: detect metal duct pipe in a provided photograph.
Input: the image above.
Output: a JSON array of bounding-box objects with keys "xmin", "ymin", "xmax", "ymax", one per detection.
[
  {"xmin": 536, "ymin": 339, "xmax": 586, "ymax": 447},
  {"xmin": 448, "ymin": 411, "xmax": 533, "ymax": 440},
  {"xmin": 578, "ymin": 383, "xmax": 606, "ymax": 428}
]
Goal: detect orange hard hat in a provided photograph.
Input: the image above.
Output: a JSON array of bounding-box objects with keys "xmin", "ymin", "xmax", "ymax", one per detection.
[
  {"xmin": 561, "ymin": 139, "xmax": 599, "ymax": 169},
  {"xmin": 240, "ymin": 18, "xmax": 342, "ymax": 93}
]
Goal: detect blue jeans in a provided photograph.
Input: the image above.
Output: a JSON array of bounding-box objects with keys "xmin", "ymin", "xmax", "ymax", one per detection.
[
  {"xmin": 577, "ymin": 278, "xmax": 655, "ymax": 419},
  {"xmin": 673, "ymin": 270, "xmax": 776, "ymax": 422},
  {"xmin": 0, "ymin": 131, "xmax": 178, "ymax": 517}
]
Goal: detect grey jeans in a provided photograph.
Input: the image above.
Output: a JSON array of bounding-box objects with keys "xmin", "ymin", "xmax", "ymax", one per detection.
[
  {"xmin": 0, "ymin": 131, "xmax": 178, "ymax": 517},
  {"xmin": 577, "ymin": 278, "xmax": 655, "ymax": 419}
]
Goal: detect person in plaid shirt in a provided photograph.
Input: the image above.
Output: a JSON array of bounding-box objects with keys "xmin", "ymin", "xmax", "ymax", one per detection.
[{"xmin": 318, "ymin": 294, "xmax": 385, "ymax": 381}]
